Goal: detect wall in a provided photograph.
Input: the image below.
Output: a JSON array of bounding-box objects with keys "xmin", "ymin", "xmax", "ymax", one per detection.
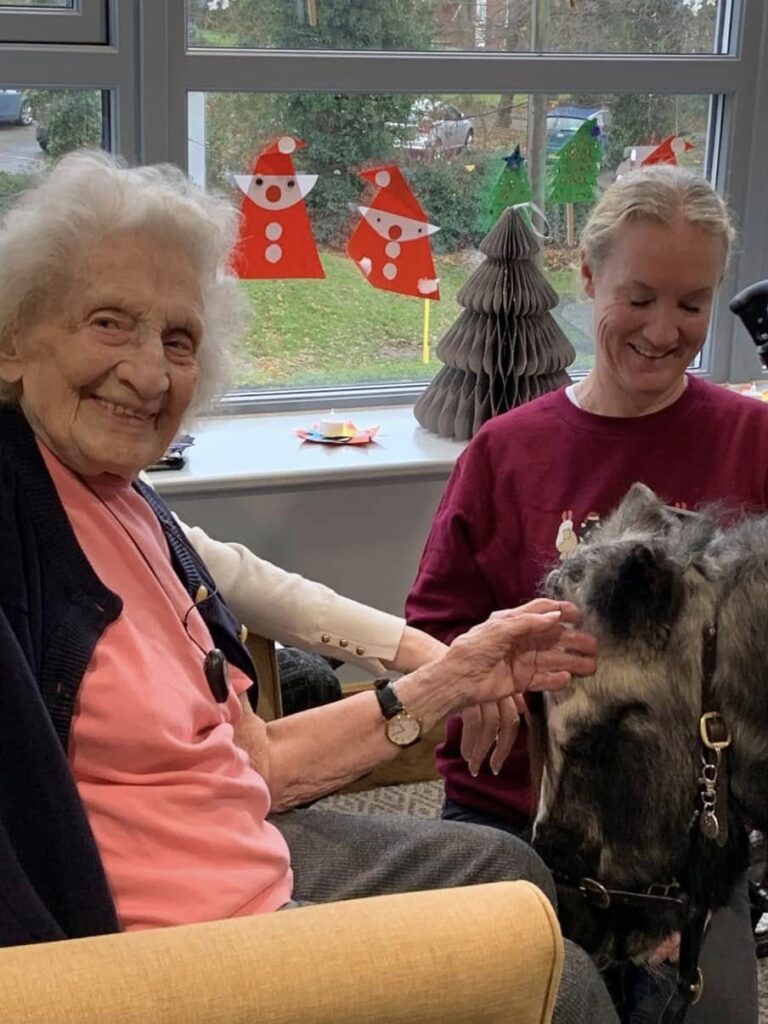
[{"xmin": 163, "ymin": 473, "xmax": 451, "ymax": 620}]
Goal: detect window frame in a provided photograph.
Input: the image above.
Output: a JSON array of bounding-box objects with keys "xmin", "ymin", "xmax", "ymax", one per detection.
[
  {"xmin": 0, "ymin": 0, "xmax": 107, "ymax": 45},
  {"xmin": 2, "ymin": 0, "xmax": 768, "ymax": 411},
  {"xmin": 0, "ymin": 0, "xmax": 142, "ymax": 160}
]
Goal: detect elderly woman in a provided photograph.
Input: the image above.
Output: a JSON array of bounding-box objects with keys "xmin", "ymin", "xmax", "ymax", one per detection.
[
  {"xmin": 0, "ymin": 151, "xmax": 618, "ymax": 1023},
  {"xmin": 407, "ymin": 165, "xmax": 767, "ymax": 1021}
]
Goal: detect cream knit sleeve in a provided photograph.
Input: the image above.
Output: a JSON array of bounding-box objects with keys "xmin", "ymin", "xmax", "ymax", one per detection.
[{"xmin": 180, "ymin": 520, "xmax": 404, "ymax": 675}]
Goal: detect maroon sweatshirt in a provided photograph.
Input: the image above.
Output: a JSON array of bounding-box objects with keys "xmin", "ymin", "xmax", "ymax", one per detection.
[{"xmin": 406, "ymin": 377, "xmax": 768, "ymax": 821}]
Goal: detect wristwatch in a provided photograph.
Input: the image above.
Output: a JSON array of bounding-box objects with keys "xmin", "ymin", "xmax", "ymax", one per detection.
[{"xmin": 374, "ymin": 679, "xmax": 423, "ymax": 748}]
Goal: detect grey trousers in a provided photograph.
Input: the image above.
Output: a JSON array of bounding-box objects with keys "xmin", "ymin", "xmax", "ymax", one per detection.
[{"xmin": 272, "ymin": 806, "xmax": 619, "ymax": 1024}]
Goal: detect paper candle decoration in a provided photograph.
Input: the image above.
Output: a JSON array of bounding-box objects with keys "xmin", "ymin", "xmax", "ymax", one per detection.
[
  {"xmin": 414, "ymin": 207, "xmax": 574, "ymax": 441},
  {"xmin": 547, "ymin": 119, "xmax": 602, "ymax": 206},
  {"xmin": 231, "ymin": 135, "xmax": 325, "ymax": 280},
  {"xmin": 481, "ymin": 145, "xmax": 533, "ymax": 233},
  {"xmin": 641, "ymin": 134, "xmax": 695, "ymax": 166},
  {"xmin": 346, "ymin": 165, "xmax": 440, "ymax": 300}
]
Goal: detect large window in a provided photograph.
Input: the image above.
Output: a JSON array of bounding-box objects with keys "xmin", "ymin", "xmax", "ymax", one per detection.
[
  {"xmin": 190, "ymin": 88, "xmax": 709, "ymax": 392},
  {"xmin": 2, "ymin": 0, "xmax": 768, "ymax": 402}
]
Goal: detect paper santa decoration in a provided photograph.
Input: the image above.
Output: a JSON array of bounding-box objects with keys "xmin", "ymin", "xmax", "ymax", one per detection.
[
  {"xmin": 231, "ymin": 135, "xmax": 325, "ymax": 280},
  {"xmin": 641, "ymin": 135, "xmax": 695, "ymax": 166},
  {"xmin": 346, "ymin": 165, "xmax": 440, "ymax": 300}
]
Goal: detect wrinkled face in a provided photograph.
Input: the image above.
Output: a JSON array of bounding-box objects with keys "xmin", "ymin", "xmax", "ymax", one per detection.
[
  {"xmin": 582, "ymin": 217, "xmax": 725, "ymax": 411},
  {"xmin": 532, "ymin": 485, "xmax": 720, "ymax": 963},
  {"xmin": 0, "ymin": 232, "xmax": 203, "ymax": 479}
]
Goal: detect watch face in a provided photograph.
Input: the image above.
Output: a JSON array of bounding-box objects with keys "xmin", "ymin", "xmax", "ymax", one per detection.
[{"xmin": 386, "ymin": 712, "xmax": 422, "ymax": 747}]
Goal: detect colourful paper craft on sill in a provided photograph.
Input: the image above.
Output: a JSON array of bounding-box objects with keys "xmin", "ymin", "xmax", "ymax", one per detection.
[
  {"xmin": 641, "ymin": 134, "xmax": 695, "ymax": 166},
  {"xmin": 346, "ymin": 165, "xmax": 440, "ymax": 300},
  {"xmin": 294, "ymin": 420, "xmax": 380, "ymax": 446},
  {"xmin": 231, "ymin": 135, "xmax": 325, "ymax": 280}
]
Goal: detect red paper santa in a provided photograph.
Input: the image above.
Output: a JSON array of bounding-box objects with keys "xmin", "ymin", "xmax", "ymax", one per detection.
[
  {"xmin": 231, "ymin": 136, "xmax": 325, "ymax": 280},
  {"xmin": 641, "ymin": 135, "xmax": 695, "ymax": 167},
  {"xmin": 346, "ymin": 165, "xmax": 440, "ymax": 300}
]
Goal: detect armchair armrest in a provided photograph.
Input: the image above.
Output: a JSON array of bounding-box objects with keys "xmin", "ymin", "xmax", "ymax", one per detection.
[
  {"xmin": 247, "ymin": 632, "xmax": 283, "ymax": 720},
  {"xmin": 0, "ymin": 881, "xmax": 563, "ymax": 1024}
]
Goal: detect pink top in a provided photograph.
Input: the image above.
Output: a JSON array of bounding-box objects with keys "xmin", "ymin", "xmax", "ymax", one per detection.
[{"xmin": 40, "ymin": 443, "xmax": 292, "ymax": 930}]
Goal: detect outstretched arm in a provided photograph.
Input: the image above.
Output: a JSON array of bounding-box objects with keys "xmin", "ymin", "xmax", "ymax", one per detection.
[{"xmin": 235, "ymin": 601, "xmax": 596, "ymax": 811}]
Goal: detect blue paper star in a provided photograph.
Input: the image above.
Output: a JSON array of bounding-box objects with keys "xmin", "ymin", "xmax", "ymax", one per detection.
[{"xmin": 503, "ymin": 145, "xmax": 524, "ymax": 171}]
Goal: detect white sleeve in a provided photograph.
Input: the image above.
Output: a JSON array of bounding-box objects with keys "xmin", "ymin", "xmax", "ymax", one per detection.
[{"xmin": 180, "ymin": 521, "xmax": 405, "ymax": 676}]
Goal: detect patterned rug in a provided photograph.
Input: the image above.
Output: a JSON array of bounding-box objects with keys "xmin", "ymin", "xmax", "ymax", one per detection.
[
  {"xmin": 319, "ymin": 780, "xmax": 768, "ymax": 1022},
  {"xmin": 317, "ymin": 779, "xmax": 445, "ymax": 819}
]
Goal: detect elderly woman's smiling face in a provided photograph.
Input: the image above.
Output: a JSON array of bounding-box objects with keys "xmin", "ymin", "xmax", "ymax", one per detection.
[{"xmin": 0, "ymin": 232, "xmax": 203, "ymax": 479}]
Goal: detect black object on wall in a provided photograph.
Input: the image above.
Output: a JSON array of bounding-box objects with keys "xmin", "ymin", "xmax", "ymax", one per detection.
[{"xmin": 730, "ymin": 280, "xmax": 768, "ymax": 370}]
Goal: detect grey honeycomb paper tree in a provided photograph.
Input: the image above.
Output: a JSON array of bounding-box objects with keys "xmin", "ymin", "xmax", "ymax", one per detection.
[{"xmin": 414, "ymin": 206, "xmax": 575, "ymax": 441}]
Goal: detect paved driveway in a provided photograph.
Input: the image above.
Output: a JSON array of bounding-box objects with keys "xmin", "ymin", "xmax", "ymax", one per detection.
[{"xmin": 0, "ymin": 124, "xmax": 44, "ymax": 174}]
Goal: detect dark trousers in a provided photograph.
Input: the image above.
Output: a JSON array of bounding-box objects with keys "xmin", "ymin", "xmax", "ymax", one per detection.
[{"xmin": 442, "ymin": 797, "xmax": 757, "ymax": 1024}]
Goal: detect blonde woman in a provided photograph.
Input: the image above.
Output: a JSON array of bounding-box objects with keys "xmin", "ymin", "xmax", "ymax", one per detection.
[{"xmin": 408, "ymin": 165, "xmax": 764, "ymax": 1022}]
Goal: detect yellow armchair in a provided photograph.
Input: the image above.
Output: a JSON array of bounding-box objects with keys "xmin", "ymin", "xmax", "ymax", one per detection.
[{"xmin": 0, "ymin": 880, "xmax": 563, "ymax": 1024}]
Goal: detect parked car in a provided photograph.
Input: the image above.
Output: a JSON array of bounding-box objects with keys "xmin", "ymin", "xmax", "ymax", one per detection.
[
  {"xmin": 390, "ymin": 98, "xmax": 474, "ymax": 156},
  {"xmin": 545, "ymin": 105, "xmax": 609, "ymax": 163},
  {"xmin": 0, "ymin": 89, "xmax": 33, "ymax": 127}
]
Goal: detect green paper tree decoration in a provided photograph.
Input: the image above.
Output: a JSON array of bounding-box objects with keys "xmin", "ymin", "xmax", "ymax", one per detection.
[
  {"xmin": 414, "ymin": 207, "xmax": 574, "ymax": 441},
  {"xmin": 547, "ymin": 119, "xmax": 602, "ymax": 205},
  {"xmin": 480, "ymin": 146, "xmax": 533, "ymax": 233}
]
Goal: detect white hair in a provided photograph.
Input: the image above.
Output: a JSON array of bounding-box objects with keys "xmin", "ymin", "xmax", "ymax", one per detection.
[{"xmin": 0, "ymin": 148, "xmax": 247, "ymax": 414}]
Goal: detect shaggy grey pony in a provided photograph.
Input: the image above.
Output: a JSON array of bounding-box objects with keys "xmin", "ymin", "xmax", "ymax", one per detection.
[{"xmin": 532, "ymin": 483, "xmax": 764, "ymax": 968}]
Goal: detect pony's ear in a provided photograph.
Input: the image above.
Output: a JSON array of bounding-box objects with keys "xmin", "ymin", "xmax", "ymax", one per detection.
[{"xmin": 602, "ymin": 483, "xmax": 676, "ymax": 538}]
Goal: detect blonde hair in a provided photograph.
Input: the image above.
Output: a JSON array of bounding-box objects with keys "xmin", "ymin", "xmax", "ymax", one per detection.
[
  {"xmin": 0, "ymin": 149, "xmax": 247, "ymax": 415},
  {"xmin": 580, "ymin": 165, "xmax": 736, "ymax": 272}
]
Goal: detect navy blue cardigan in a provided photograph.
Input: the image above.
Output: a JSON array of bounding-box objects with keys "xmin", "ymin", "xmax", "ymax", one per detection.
[{"xmin": 0, "ymin": 406, "xmax": 258, "ymax": 946}]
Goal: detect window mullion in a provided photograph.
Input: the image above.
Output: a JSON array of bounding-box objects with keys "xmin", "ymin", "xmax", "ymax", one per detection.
[{"xmin": 173, "ymin": 50, "xmax": 746, "ymax": 98}]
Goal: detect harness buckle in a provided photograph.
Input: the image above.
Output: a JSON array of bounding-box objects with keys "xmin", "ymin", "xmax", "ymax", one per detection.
[
  {"xmin": 578, "ymin": 877, "xmax": 611, "ymax": 909},
  {"xmin": 647, "ymin": 881, "xmax": 681, "ymax": 900},
  {"xmin": 699, "ymin": 711, "xmax": 731, "ymax": 751}
]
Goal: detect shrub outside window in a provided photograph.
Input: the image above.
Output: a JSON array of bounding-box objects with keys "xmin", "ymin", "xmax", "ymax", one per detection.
[{"xmin": 0, "ymin": 88, "xmax": 105, "ymax": 216}]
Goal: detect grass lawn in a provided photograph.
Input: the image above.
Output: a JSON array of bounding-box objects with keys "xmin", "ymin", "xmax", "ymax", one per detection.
[
  {"xmin": 236, "ymin": 251, "xmax": 469, "ymax": 388},
  {"xmin": 234, "ymin": 251, "xmax": 594, "ymax": 390}
]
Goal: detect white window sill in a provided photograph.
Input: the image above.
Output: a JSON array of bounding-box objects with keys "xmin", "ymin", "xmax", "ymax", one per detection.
[{"xmin": 149, "ymin": 405, "xmax": 468, "ymax": 497}]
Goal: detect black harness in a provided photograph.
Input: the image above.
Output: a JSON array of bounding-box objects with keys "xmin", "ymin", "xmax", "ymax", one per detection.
[{"xmin": 553, "ymin": 622, "xmax": 732, "ymax": 1024}]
